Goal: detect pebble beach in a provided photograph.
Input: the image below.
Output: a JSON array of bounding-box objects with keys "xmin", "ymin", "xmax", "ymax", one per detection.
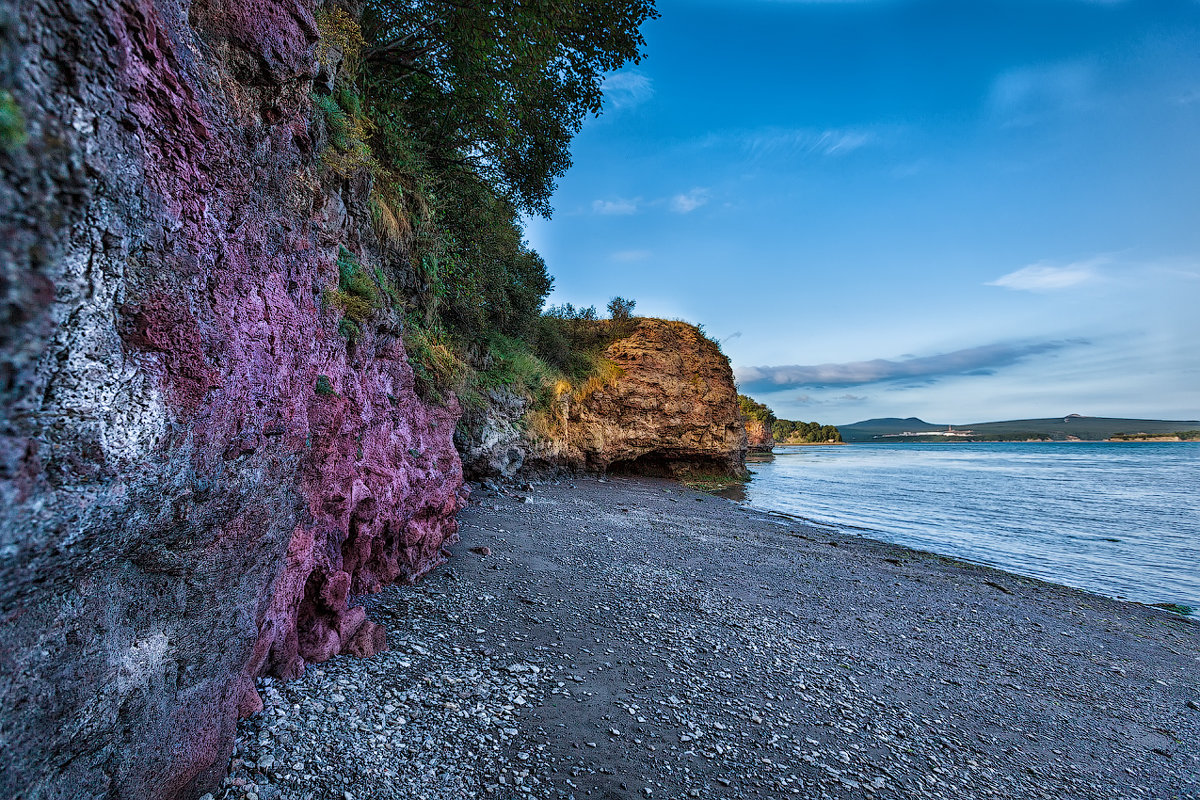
[{"xmin": 216, "ymin": 476, "xmax": 1200, "ymax": 800}]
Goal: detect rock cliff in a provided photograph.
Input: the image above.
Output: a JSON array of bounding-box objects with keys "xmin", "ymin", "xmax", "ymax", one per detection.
[
  {"xmin": 0, "ymin": 2, "xmax": 463, "ymax": 798},
  {"xmin": 535, "ymin": 319, "xmax": 748, "ymax": 477},
  {"xmin": 744, "ymin": 418, "xmax": 776, "ymax": 452}
]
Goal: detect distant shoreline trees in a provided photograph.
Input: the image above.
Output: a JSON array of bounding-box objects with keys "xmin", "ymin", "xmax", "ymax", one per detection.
[
  {"xmin": 737, "ymin": 394, "xmax": 843, "ymax": 443},
  {"xmin": 773, "ymin": 418, "xmax": 843, "ymax": 444}
]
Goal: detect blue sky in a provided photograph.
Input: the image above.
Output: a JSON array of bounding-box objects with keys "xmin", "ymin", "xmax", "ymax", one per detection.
[{"xmin": 525, "ymin": 0, "xmax": 1200, "ymax": 425}]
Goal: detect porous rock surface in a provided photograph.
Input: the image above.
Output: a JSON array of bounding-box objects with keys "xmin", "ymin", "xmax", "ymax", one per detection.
[
  {"xmin": 0, "ymin": 2, "xmax": 462, "ymax": 798},
  {"xmin": 538, "ymin": 319, "xmax": 748, "ymax": 476}
]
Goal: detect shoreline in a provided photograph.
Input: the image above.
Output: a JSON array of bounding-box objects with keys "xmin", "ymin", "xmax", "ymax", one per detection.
[
  {"xmin": 824, "ymin": 439, "xmax": 1200, "ymax": 445},
  {"xmin": 744, "ymin": 448, "xmax": 1195, "ymax": 609},
  {"xmin": 220, "ymin": 475, "xmax": 1200, "ymax": 800},
  {"xmin": 733, "ymin": 499, "xmax": 1197, "ymax": 615},
  {"xmin": 773, "ymin": 441, "xmax": 848, "ymax": 446}
]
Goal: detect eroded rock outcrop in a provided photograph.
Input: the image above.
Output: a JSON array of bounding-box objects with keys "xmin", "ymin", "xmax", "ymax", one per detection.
[
  {"xmin": 535, "ymin": 319, "xmax": 748, "ymax": 476},
  {"xmin": 0, "ymin": 2, "xmax": 462, "ymax": 798},
  {"xmin": 744, "ymin": 418, "xmax": 775, "ymax": 453},
  {"xmin": 456, "ymin": 387, "xmax": 530, "ymax": 479}
]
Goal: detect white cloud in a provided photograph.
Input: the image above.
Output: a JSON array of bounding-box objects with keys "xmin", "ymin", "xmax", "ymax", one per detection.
[
  {"xmin": 603, "ymin": 71, "xmax": 654, "ymax": 110},
  {"xmin": 592, "ymin": 198, "xmax": 639, "ymax": 215},
  {"xmin": 670, "ymin": 188, "xmax": 711, "ymax": 213},
  {"xmin": 612, "ymin": 249, "xmax": 651, "ymax": 262},
  {"xmin": 987, "ymin": 260, "xmax": 1103, "ymax": 291}
]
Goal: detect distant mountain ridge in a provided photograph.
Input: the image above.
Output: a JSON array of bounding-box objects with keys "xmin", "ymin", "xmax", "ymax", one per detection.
[{"xmin": 839, "ymin": 415, "xmax": 1200, "ymax": 442}]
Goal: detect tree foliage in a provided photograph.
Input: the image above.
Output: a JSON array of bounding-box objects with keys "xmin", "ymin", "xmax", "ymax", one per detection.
[
  {"xmin": 361, "ymin": 0, "xmax": 659, "ymax": 217},
  {"xmin": 773, "ymin": 419, "xmax": 843, "ymax": 443},
  {"xmin": 737, "ymin": 394, "xmax": 775, "ymax": 425},
  {"xmin": 607, "ymin": 296, "xmax": 636, "ymax": 320}
]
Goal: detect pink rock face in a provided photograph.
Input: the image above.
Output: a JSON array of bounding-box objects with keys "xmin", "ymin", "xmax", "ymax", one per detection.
[
  {"xmin": 0, "ymin": 1, "xmax": 463, "ymax": 799},
  {"xmin": 744, "ymin": 418, "xmax": 775, "ymax": 453}
]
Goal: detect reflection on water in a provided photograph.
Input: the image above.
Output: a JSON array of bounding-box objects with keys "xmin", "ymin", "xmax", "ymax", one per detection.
[
  {"xmin": 737, "ymin": 442, "xmax": 1200, "ymax": 608},
  {"xmin": 712, "ymin": 482, "xmax": 747, "ymax": 502}
]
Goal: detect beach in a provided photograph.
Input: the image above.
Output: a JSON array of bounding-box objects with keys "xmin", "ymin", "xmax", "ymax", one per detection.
[{"xmin": 220, "ymin": 476, "xmax": 1200, "ymax": 800}]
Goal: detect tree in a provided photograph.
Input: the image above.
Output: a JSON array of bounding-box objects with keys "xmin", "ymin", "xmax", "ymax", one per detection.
[
  {"xmin": 361, "ymin": 0, "xmax": 660, "ymax": 217},
  {"xmin": 607, "ymin": 296, "xmax": 636, "ymax": 320},
  {"xmin": 737, "ymin": 395, "xmax": 775, "ymax": 424}
]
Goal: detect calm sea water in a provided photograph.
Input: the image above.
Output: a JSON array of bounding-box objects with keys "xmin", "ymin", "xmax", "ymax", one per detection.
[{"xmin": 737, "ymin": 442, "xmax": 1200, "ymax": 608}]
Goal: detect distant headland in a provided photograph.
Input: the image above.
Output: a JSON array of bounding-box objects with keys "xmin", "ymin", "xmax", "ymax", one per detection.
[{"xmin": 837, "ymin": 415, "xmax": 1200, "ymax": 443}]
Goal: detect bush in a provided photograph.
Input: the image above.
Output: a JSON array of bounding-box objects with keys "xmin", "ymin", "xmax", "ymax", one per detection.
[
  {"xmin": 315, "ymin": 375, "xmax": 337, "ymax": 396},
  {"xmin": 324, "ymin": 246, "xmax": 388, "ymax": 341},
  {"xmin": 607, "ymin": 296, "xmax": 636, "ymax": 320},
  {"xmin": 0, "ymin": 90, "xmax": 27, "ymax": 151}
]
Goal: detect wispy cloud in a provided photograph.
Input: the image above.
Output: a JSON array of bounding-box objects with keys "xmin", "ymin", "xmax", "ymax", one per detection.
[
  {"xmin": 603, "ymin": 71, "xmax": 654, "ymax": 110},
  {"xmin": 987, "ymin": 259, "xmax": 1104, "ymax": 291},
  {"xmin": 670, "ymin": 188, "xmax": 711, "ymax": 213},
  {"xmin": 611, "ymin": 249, "xmax": 651, "ymax": 262},
  {"xmin": 794, "ymin": 393, "xmax": 869, "ymax": 406},
  {"xmin": 988, "ymin": 61, "xmax": 1096, "ymax": 124},
  {"xmin": 1172, "ymin": 88, "xmax": 1200, "ymax": 106},
  {"xmin": 592, "ymin": 198, "xmax": 639, "ymax": 215},
  {"xmin": 745, "ymin": 127, "xmax": 874, "ymax": 158},
  {"xmin": 736, "ymin": 340, "xmax": 1087, "ymax": 391},
  {"xmin": 696, "ymin": 126, "xmax": 878, "ymax": 160}
]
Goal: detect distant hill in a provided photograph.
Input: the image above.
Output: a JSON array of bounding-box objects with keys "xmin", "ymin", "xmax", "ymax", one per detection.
[{"xmin": 839, "ymin": 415, "xmax": 1200, "ymax": 443}]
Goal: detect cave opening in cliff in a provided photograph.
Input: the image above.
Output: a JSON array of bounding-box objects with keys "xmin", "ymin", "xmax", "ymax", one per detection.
[{"xmin": 606, "ymin": 452, "xmax": 737, "ymax": 479}]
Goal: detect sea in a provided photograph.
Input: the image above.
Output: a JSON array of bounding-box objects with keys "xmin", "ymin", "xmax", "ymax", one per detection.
[{"xmin": 734, "ymin": 442, "xmax": 1200, "ymax": 609}]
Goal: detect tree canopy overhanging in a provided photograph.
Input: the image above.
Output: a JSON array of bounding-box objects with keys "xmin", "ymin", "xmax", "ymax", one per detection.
[{"xmin": 361, "ymin": 0, "xmax": 659, "ymax": 218}]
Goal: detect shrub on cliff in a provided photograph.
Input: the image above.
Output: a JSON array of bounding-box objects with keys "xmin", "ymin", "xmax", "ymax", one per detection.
[{"xmin": 738, "ymin": 395, "xmax": 775, "ymax": 425}]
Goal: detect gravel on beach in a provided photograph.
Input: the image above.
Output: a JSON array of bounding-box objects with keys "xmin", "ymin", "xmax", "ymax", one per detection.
[{"xmin": 216, "ymin": 476, "xmax": 1200, "ymax": 800}]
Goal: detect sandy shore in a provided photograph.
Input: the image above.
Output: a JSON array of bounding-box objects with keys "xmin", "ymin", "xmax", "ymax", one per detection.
[{"xmin": 219, "ymin": 476, "xmax": 1200, "ymax": 800}]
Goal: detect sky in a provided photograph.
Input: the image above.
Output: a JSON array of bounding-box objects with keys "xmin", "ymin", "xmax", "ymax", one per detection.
[{"xmin": 524, "ymin": 0, "xmax": 1200, "ymax": 425}]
